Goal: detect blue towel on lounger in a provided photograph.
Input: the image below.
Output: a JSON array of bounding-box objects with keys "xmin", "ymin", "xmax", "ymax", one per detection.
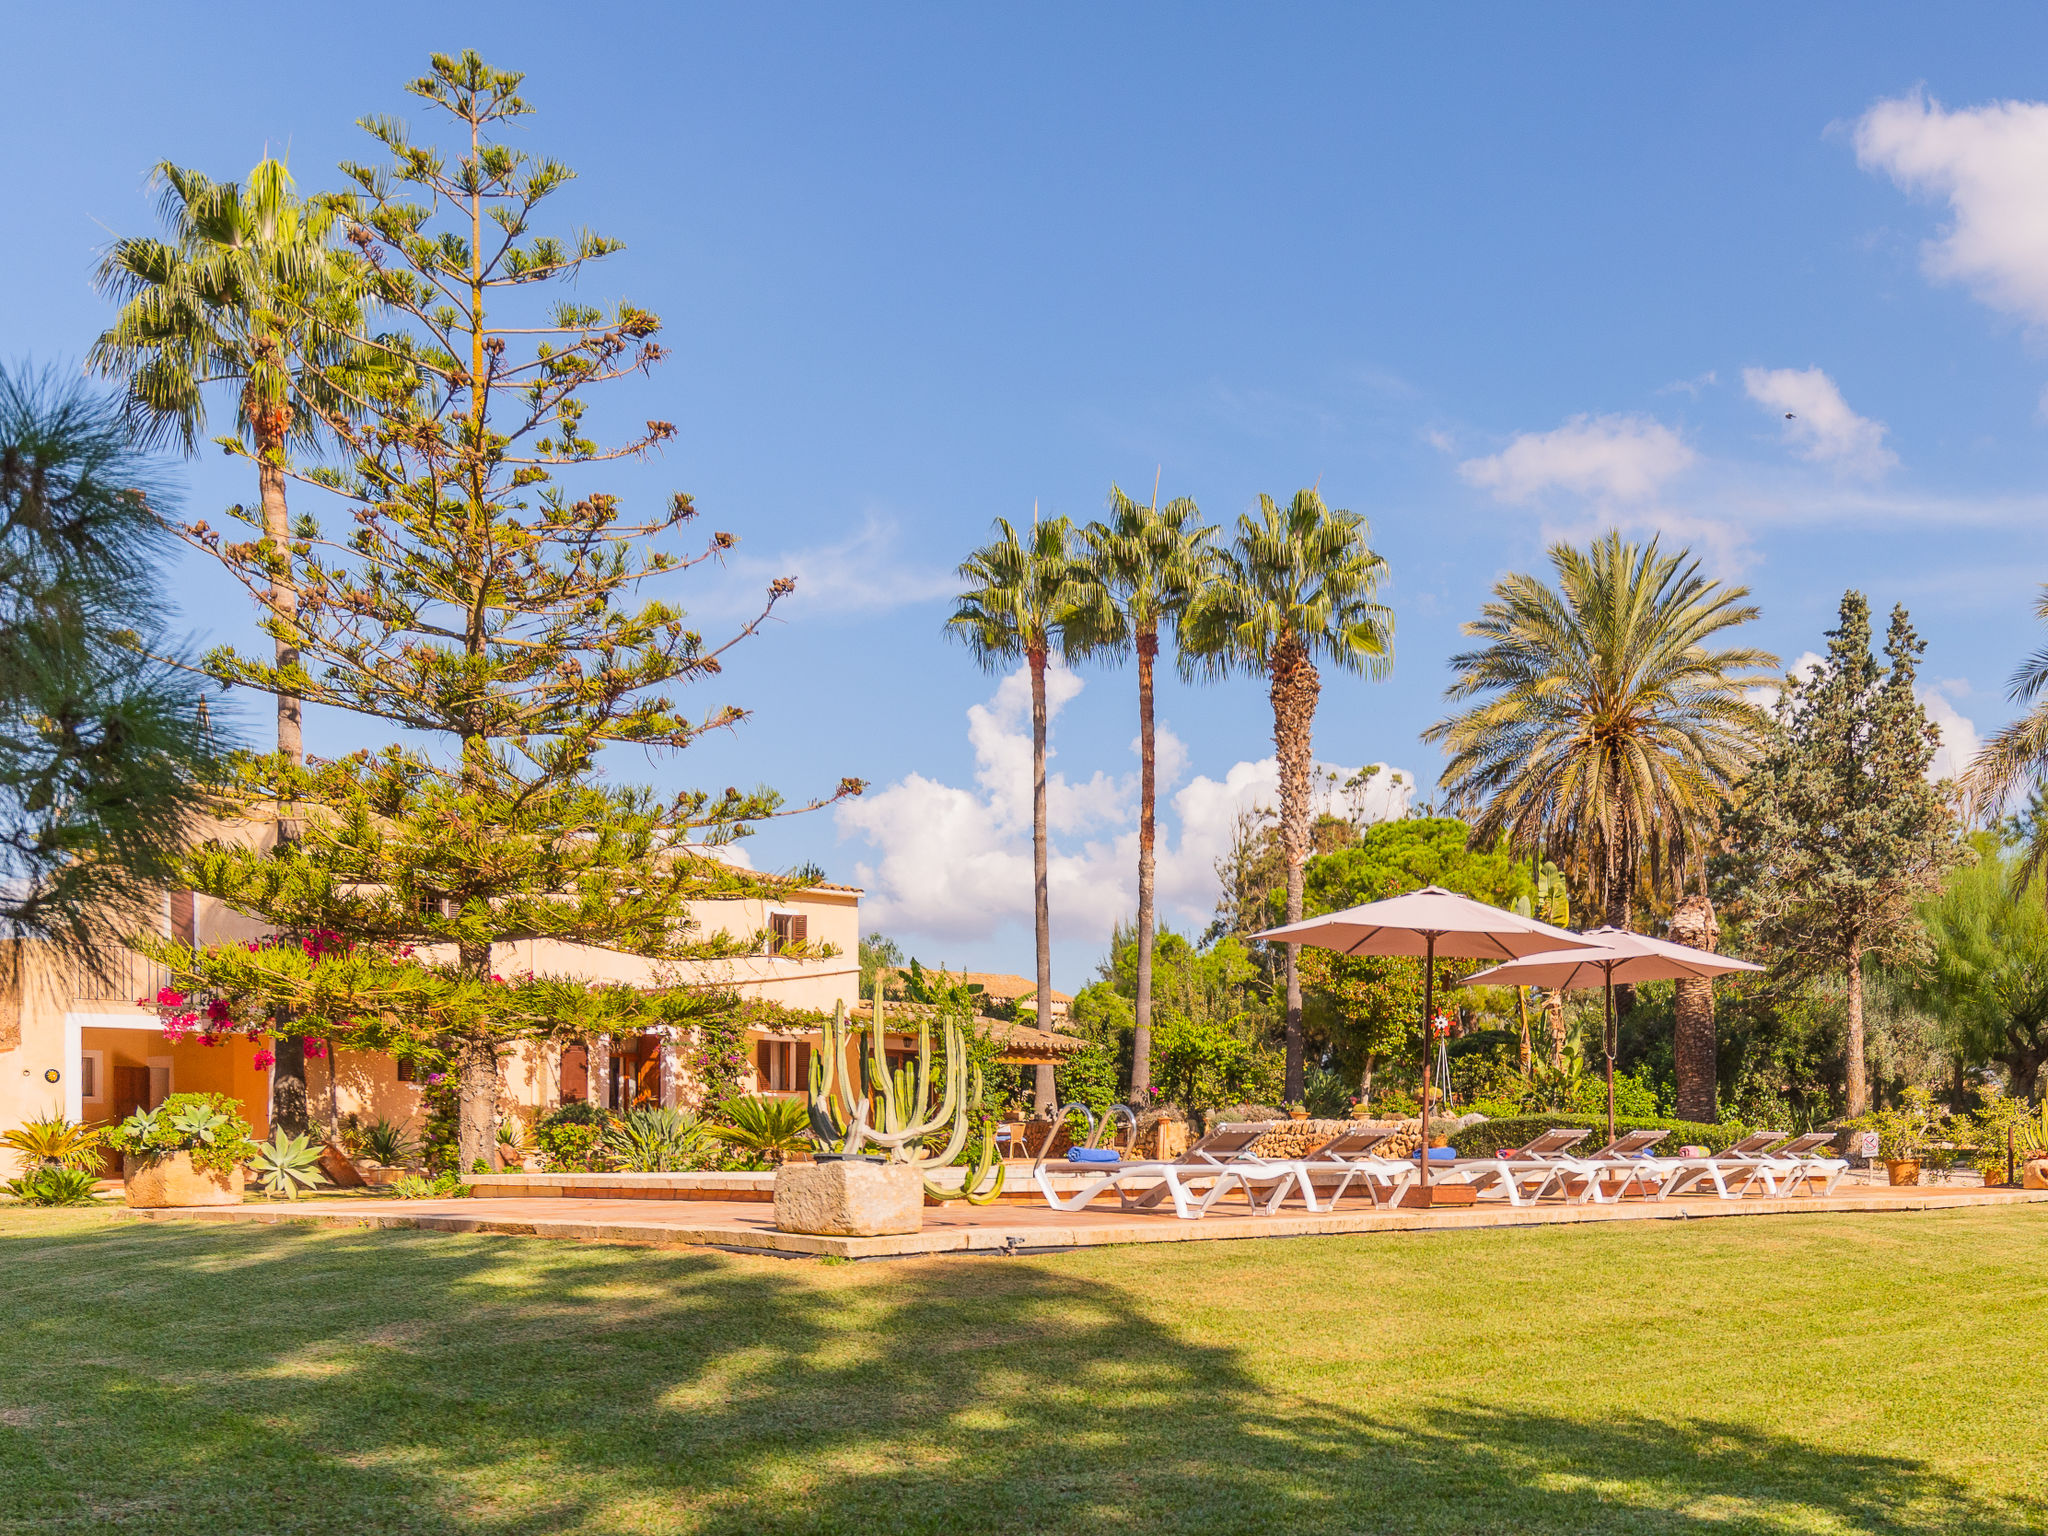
[
  {"xmin": 1413, "ymin": 1147, "xmax": 1457, "ymax": 1162},
  {"xmin": 1066, "ymin": 1147, "xmax": 1120, "ymax": 1164}
]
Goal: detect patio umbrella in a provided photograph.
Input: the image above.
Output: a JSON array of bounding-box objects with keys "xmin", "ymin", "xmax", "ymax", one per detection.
[
  {"xmin": 1254, "ymin": 887, "xmax": 1599, "ymax": 1188},
  {"xmin": 1462, "ymin": 927, "xmax": 1764, "ymax": 1147}
]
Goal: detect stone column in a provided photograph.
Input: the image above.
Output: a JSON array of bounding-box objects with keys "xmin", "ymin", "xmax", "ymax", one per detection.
[{"xmin": 589, "ymin": 1034, "xmax": 612, "ymax": 1112}]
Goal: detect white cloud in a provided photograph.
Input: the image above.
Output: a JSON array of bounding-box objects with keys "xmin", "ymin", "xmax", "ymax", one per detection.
[
  {"xmin": 1855, "ymin": 90, "xmax": 2048, "ymax": 330},
  {"xmin": 706, "ymin": 509, "xmax": 958, "ymax": 618},
  {"xmin": 837, "ymin": 666, "xmax": 1414, "ymax": 947},
  {"xmin": 1920, "ymin": 687, "xmax": 1981, "ymax": 783},
  {"xmin": 1458, "ymin": 413, "xmax": 1695, "ymax": 506},
  {"xmin": 1742, "ymin": 367, "xmax": 1898, "ymax": 477}
]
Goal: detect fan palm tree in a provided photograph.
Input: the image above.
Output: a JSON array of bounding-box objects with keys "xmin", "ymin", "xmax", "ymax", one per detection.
[
  {"xmin": 1423, "ymin": 531, "xmax": 1775, "ymax": 1002},
  {"xmin": 1078, "ymin": 478, "xmax": 1217, "ymax": 1103},
  {"xmin": 92, "ymin": 158, "xmax": 378, "ymax": 1137},
  {"xmin": 1962, "ymin": 587, "xmax": 2048, "ymax": 899},
  {"xmin": 1182, "ymin": 489, "xmax": 1393, "ymax": 1102},
  {"xmin": 90, "ymin": 157, "xmax": 374, "ymax": 771},
  {"xmin": 948, "ymin": 513, "xmax": 1101, "ymax": 1108}
]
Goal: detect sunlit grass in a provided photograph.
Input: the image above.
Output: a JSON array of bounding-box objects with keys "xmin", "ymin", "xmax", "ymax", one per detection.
[{"xmin": 0, "ymin": 1205, "xmax": 2042, "ymax": 1533}]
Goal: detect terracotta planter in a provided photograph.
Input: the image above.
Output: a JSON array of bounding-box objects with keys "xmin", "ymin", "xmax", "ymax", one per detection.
[
  {"xmin": 124, "ymin": 1152, "xmax": 245, "ymax": 1208},
  {"xmin": 2024, "ymin": 1159, "xmax": 2048, "ymax": 1192},
  {"xmin": 1288, "ymin": 1108, "xmax": 1309, "ymax": 1122},
  {"xmin": 1884, "ymin": 1159, "xmax": 1922, "ymax": 1187}
]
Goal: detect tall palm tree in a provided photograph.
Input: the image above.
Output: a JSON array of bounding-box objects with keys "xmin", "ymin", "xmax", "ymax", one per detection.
[
  {"xmin": 1079, "ymin": 478, "xmax": 1218, "ymax": 1103},
  {"xmin": 1423, "ymin": 530, "xmax": 1776, "ymax": 1031},
  {"xmin": 1962, "ymin": 587, "xmax": 2048, "ymax": 897},
  {"xmin": 90, "ymin": 157, "xmax": 371, "ymax": 771},
  {"xmin": 948, "ymin": 513, "xmax": 1100, "ymax": 1108},
  {"xmin": 1182, "ymin": 489, "xmax": 1393, "ymax": 1102},
  {"xmin": 90, "ymin": 158, "xmax": 375, "ymax": 1136}
]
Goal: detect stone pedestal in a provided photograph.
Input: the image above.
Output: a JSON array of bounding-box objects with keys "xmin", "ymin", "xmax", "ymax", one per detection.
[
  {"xmin": 774, "ymin": 1159, "xmax": 922, "ymax": 1236},
  {"xmin": 2025, "ymin": 1159, "xmax": 2048, "ymax": 1191},
  {"xmin": 123, "ymin": 1152, "xmax": 244, "ymax": 1208}
]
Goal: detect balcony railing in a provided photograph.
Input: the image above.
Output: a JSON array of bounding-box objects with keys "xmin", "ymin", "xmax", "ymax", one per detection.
[{"xmin": 69, "ymin": 949, "xmax": 174, "ymax": 1005}]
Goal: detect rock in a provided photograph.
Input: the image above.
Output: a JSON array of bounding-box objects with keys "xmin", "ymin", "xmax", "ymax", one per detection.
[{"xmin": 774, "ymin": 1159, "xmax": 923, "ymax": 1236}]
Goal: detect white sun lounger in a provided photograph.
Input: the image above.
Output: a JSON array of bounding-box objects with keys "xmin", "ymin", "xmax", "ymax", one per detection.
[
  {"xmin": 1545, "ymin": 1128, "xmax": 1675, "ymax": 1204},
  {"xmin": 1749, "ymin": 1132, "xmax": 1848, "ymax": 1196},
  {"xmin": 1433, "ymin": 1128, "xmax": 1596, "ymax": 1206},
  {"xmin": 1649, "ymin": 1131, "xmax": 1792, "ymax": 1199},
  {"xmin": 1294, "ymin": 1128, "xmax": 1418, "ymax": 1208},
  {"xmin": 1031, "ymin": 1123, "xmax": 1313, "ymax": 1220}
]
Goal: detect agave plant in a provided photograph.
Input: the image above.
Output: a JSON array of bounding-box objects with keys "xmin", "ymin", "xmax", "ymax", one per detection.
[
  {"xmin": 601, "ymin": 1107, "xmax": 707, "ymax": 1172},
  {"xmin": 807, "ymin": 994, "xmax": 1005, "ymax": 1204},
  {"xmin": 358, "ymin": 1117, "xmax": 418, "ymax": 1167},
  {"xmin": 4, "ymin": 1168, "xmax": 102, "ymax": 1206},
  {"xmin": 167, "ymin": 1102, "xmax": 233, "ymax": 1146},
  {"xmin": 711, "ymin": 1096, "xmax": 813, "ymax": 1164},
  {"xmin": 1, "ymin": 1113, "xmax": 107, "ymax": 1173},
  {"xmin": 249, "ymin": 1132, "xmax": 331, "ymax": 1200}
]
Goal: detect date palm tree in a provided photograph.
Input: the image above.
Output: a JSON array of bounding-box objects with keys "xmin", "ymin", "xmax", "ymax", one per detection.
[
  {"xmin": 1078, "ymin": 478, "xmax": 1218, "ymax": 1103},
  {"xmin": 1423, "ymin": 531, "xmax": 1775, "ymax": 1014},
  {"xmin": 1182, "ymin": 489, "xmax": 1393, "ymax": 1102},
  {"xmin": 1963, "ymin": 587, "xmax": 2048, "ymax": 898},
  {"xmin": 948, "ymin": 513, "xmax": 1101, "ymax": 1108}
]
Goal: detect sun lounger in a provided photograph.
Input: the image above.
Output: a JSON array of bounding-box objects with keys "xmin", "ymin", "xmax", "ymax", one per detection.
[
  {"xmin": 1031, "ymin": 1122, "xmax": 1312, "ymax": 1220},
  {"xmin": 1649, "ymin": 1132, "xmax": 1791, "ymax": 1199},
  {"xmin": 1547, "ymin": 1128, "xmax": 1674, "ymax": 1203},
  {"xmin": 1294, "ymin": 1128, "xmax": 1417, "ymax": 1207},
  {"xmin": 1433, "ymin": 1128, "xmax": 1595, "ymax": 1206},
  {"xmin": 1749, "ymin": 1132, "xmax": 1847, "ymax": 1196}
]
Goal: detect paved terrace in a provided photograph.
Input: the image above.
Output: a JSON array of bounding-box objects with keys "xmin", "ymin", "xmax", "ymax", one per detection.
[{"xmin": 120, "ymin": 1180, "xmax": 2048, "ymax": 1260}]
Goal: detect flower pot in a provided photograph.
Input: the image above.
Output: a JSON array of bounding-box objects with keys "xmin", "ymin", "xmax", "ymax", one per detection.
[
  {"xmin": 1884, "ymin": 1159, "xmax": 1922, "ymax": 1187},
  {"xmin": 2024, "ymin": 1159, "xmax": 2048, "ymax": 1192},
  {"xmin": 1288, "ymin": 1108, "xmax": 1309, "ymax": 1122},
  {"xmin": 123, "ymin": 1152, "xmax": 245, "ymax": 1208}
]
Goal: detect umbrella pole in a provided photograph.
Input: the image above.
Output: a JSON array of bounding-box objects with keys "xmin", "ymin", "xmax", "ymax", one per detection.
[
  {"xmin": 1420, "ymin": 934, "xmax": 1435, "ymax": 1189},
  {"xmin": 1604, "ymin": 968, "xmax": 1616, "ymax": 1148}
]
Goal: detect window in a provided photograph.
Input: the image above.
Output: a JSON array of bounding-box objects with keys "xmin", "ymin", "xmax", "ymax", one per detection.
[
  {"xmin": 768, "ymin": 912, "xmax": 807, "ymax": 954},
  {"xmin": 396, "ymin": 1057, "xmax": 417, "ymax": 1083},
  {"xmin": 78, "ymin": 1051, "xmax": 101, "ymax": 1102}
]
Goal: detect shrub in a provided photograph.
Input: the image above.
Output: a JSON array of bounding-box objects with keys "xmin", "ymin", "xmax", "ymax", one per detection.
[
  {"xmin": 2, "ymin": 1113, "xmax": 107, "ymax": 1174},
  {"xmin": 389, "ymin": 1171, "xmax": 472, "ymax": 1199},
  {"xmin": 249, "ymin": 1132, "xmax": 330, "ymax": 1200},
  {"xmin": 4, "ymin": 1168, "xmax": 102, "ymax": 1205},
  {"xmin": 601, "ymin": 1106, "xmax": 706, "ymax": 1172},
  {"xmin": 710, "ymin": 1096, "xmax": 812, "ymax": 1164},
  {"xmin": 105, "ymin": 1092, "xmax": 256, "ymax": 1175},
  {"xmin": 534, "ymin": 1101, "xmax": 612, "ymax": 1172},
  {"xmin": 1449, "ymin": 1114, "xmax": 1751, "ymax": 1159},
  {"xmin": 358, "ymin": 1117, "xmax": 418, "ymax": 1167}
]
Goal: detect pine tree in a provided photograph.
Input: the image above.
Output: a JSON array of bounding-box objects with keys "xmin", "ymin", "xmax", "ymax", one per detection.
[
  {"xmin": 145, "ymin": 55, "xmax": 857, "ymax": 1166},
  {"xmin": 1721, "ymin": 592, "xmax": 1960, "ymax": 1117}
]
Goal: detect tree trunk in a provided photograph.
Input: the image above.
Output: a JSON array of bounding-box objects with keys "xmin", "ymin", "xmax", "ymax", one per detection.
[
  {"xmin": 1029, "ymin": 646, "xmax": 1056, "ymax": 1113},
  {"xmin": 1270, "ymin": 638, "xmax": 1320, "ymax": 1104},
  {"xmin": 1844, "ymin": 942, "xmax": 1867, "ymax": 1118},
  {"xmin": 256, "ymin": 434, "xmax": 311, "ymax": 1140},
  {"xmin": 269, "ymin": 1035, "xmax": 309, "ymax": 1138},
  {"xmin": 1669, "ymin": 895, "xmax": 1719, "ymax": 1123},
  {"xmin": 1546, "ymin": 988, "xmax": 1567, "ymax": 1069},
  {"xmin": 1131, "ymin": 631, "xmax": 1157, "ymax": 1104},
  {"xmin": 455, "ymin": 1036, "xmax": 500, "ymax": 1171},
  {"xmin": 1515, "ymin": 987, "xmax": 1532, "ymax": 1078}
]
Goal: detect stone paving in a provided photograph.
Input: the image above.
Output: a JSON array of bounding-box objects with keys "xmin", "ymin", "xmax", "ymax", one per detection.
[{"xmin": 120, "ymin": 1181, "xmax": 2048, "ymax": 1261}]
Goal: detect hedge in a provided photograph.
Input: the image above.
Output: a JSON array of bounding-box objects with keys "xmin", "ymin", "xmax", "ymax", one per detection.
[{"xmin": 1449, "ymin": 1114, "xmax": 1751, "ymax": 1159}]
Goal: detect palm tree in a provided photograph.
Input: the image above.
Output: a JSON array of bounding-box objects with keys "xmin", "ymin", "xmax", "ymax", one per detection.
[
  {"xmin": 1078, "ymin": 479, "xmax": 1218, "ymax": 1103},
  {"xmin": 90, "ymin": 157, "xmax": 372, "ymax": 771},
  {"xmin": 1182, "ymin": 489, "xmax": 1393, "ymax": 1102},
  {"xmin": 948, "ymin": 513, "xmax": 1100, "ymax": 1109},
  {"xmin": 92, "ymin": 158, "xmax": 375, "ymax": 1138},
  {"xmin": 1962, "ymin": 587, "xmax": 2048, "ymax": 897},
  {"xmin": 1423, "ymin": 531, "xmax": 1776, "ymax": 1034}
]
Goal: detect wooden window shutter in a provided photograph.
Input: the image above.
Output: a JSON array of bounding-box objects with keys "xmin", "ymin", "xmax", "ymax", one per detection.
[
  {"xmin": 169, "ymin": 890, "xmax": 195, "ymax": 946},
  {"xmin": 791, "ymin": 914, "xmax": 807, "ymax": 946}
]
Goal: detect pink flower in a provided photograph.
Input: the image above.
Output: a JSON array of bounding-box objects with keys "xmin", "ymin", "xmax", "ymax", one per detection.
[
  {"xmin": 205, "ymin": 998, "xmax": 234, "ymax": 1025},
  {"xmin": 303, "ymin": 1039, "xmax": 327, "ymax": 1060},
  {"xmin": 156, "ymin": 986, "xmax": 187, "ymax": 1008},
  {"xmin": 252, "ymin": 1049, "xmax": 276, "ymax": 1071}
]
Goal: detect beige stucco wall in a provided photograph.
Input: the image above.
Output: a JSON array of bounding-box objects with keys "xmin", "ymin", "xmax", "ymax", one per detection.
[{"xmin": 1, "ymin": 885, "xmax": 862, "ymax": 1145}]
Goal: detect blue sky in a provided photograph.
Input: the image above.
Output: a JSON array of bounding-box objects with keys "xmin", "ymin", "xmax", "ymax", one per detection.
[{"xmin": 9, "ymin": 5, "xmax": 2048, "ymax": 987}]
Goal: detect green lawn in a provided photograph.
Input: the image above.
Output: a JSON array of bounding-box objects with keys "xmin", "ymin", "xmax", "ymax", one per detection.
[{"xmin": 0, "ymin": 1206, "xmax": 2043, "ymax": 1534}]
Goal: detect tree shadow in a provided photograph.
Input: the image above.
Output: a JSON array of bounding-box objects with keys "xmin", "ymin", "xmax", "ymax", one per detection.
[{"xmin": 0, "ymin": 1214, "xmax": 2034, "ymax": 1535}]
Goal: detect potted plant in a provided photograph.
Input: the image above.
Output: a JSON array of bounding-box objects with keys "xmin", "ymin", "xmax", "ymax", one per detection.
[
  {"xmin": 106, "ymin": 1093, "xmax": 256, "ymax": 1207},
  {"xmin": 1855, "ymin": 1088, "xmax": 1940, "ymax": 1187}
]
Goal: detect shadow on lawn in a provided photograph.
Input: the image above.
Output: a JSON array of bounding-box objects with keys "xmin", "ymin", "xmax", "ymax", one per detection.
[{"xmin": 0, "ymin": 1217, "xmax": 2030, "ymax": 1535}]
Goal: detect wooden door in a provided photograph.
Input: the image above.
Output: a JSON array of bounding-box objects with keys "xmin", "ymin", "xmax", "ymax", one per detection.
[{"xmin": 106, "ymin": 1065, "xmax": 150, "ymax": 1174}]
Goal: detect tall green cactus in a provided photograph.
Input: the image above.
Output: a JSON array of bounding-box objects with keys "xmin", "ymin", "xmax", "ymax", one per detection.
[{"xmin": 807, "ymin": 984, "xmax": 1006, "ymax": 1204}]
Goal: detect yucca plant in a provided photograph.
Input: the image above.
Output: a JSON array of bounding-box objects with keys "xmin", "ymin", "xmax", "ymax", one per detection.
[
  {"xmin": 357, "ymin": 1117, "xmax": 417, "ymax": 1167},
  {"xmin": 249, "ymin": 1131, "xmax": 330, "ymax": 1200},
  {"xmin": 601, "ymin": 1107, "xmax": 707, "ymax": 1172},
  {"xmin": 710, "ymin": 1096, "xmax": 813, "ymax": 1164},
  {"xmin": 1, "ymin": 1113, "xmax": 107, "ymax": 1173},
  {"xmin": 4, "ymin": 1168, "xmax": 102, "ymax": 1206}
]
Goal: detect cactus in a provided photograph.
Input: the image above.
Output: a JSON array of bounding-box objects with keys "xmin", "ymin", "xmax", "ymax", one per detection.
[{"xmin": 807, "ymin": 984, "xmax": 1006, "ymax": 1205}]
